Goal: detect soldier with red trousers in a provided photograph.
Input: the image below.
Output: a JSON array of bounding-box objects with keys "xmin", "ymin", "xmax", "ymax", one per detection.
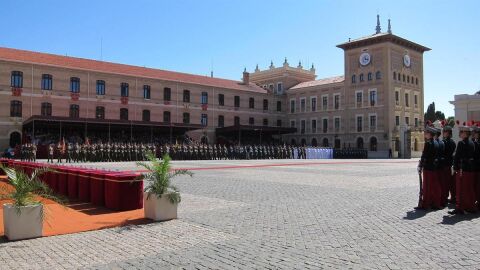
[
  {"xmin": 434, "ymin": 127, "xmax": 446, "ymax": 207},
  {"xmin": 417, "ymin": 123, "xmax": 441, "ymax": 210},
  {"xmin": 449, "ymin": 122, "xmax": 477, "ymax": 215},
  {"xmin": 472, "ymin": 123, "xmax": 480, "ymax": 208},
  {"xmin": 441, "ymin": 122, "xmax": 456, "ymax": 205}
]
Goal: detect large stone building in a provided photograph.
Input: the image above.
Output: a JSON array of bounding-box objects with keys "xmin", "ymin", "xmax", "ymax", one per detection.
[{"xmin": 0, "ymin": 17, "xmax": 429, "ymax": 157}]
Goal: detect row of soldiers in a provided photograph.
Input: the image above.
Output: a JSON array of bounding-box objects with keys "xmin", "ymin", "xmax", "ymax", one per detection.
[
  {"xmin": 417, "ymin": 120, "xmax": 480, "ymax": 215},
  {"xmin": 19, "ymin": 143, "xmax": 38, "ymax": 162},
  {"xmin": 39, "ymin": 142, "xmax": 335, "ymax": 163}
]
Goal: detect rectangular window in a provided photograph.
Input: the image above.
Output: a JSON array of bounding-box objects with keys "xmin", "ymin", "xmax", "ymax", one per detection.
[
  {"xmin": 276, "ymin": 101, "xmax": 282, "ymax": 112},
  {"xmin": 41, "ymin": 102, "xmax": 52, "ymax": 116},
  {"xmin": 120, "ymin": 108, "xmax": 128, "ymax": 120},
  {"xmin": 395, "ymin": 91, "xmax": 399, "ymax": 105},
  {"xmin": 370, "ymin": 115, "xmax": 377, "ymax": 129},
  {"xmin": 323, "ymin": 118, "xmax": 328, "ymax": 133},
  {"xmin": 405, "ymin": 93, "xmax": 409, "ymax": 107},
  {"xmin": 357, "ymin": 116, "xmax": 363, "ymax": 132},
  {"xmin": 322, "ymin": 96, "xmax": 328, "ymax": 111},
  {"xmin": 41, "ymin": 74, "xmax": 53, "ymax": 90},
  {"xmin": 201, "ymin": 92, "xmax": 208, "ymax": 104},
  {"xmin": 311, "ymin": 119, "xmax": 317, "ymax": 133},
  {"xmin": 183, "ymin": 112, "xmax": 190, "ymax": 124},
  {"xmin": 95, "ymin": 106, "xmax": 105, "ymax": 119},
  {"xmin": 301, "ymin": 120, "xmax": 306, "ymax": 134},
  {"xmin": 234, "ymin": 116, "xmax": 240, "ymax": 126},
  {"xmin": 311, "ymin": 97, "xmax": 317, "ymax": 112},
  {"xmin": 183, "ymin": 90, "xmax": 190, "ymax": 103},
  {"xmin": 249, "ymin": 117, "xmax": 254, "ymax": 125},
  {"xmin": 218, "ymin": 94, "xmax": 225, "ymax": 106},
  {"xmin": 369, "ymin": 90, "xmax": 377, "ymax": 106},
  {"xmin": 70, "ymin": 104, "xmax": 80, "ymax": 119},
  {"xmin": 11, "ymin": 71, "xmax": 23, "ymax": 88},
  {"xmin": 277, "ymin": 119, "xmax": 282, "ymax": 127},
  {"xmin": 234, "ymin": 96, "xmax": 240, "ymax": 108},
  {"xmin": 70, "ymin": 77, "xmax": 80, "ymax": 93},
  {"xmin": 414, "ymin": 95, "xmax": 418, "ymax": 108},
  {"xmin": 334, "ymin": 95, "xmax": 340, "ymax": 110},
  {"xmin": 290, "ymin": 120, "xmax": 295, "ymax": 128},
  {"xmin": 263, "ymin": 118, "xmax": 268, "ymax": 126},
  {"xmin": 120, "ymin": 83, "xmax": 129, "ymax": 97},
  {"xmin": 415, "ymin": 118, "xmax": 419, "ymax": 127},
  {"xmin": 163, "ymin": 111, "xmax": 171, "ymax": 123},
  {"xmin": 356, "ymin": 92, "xmax": 363, "ymax": 107},
  {"xmin": 277, "ymin": 83, "xmax": 283, "ymax": 94},
  {"xmin": 164, "ymin": 87, "xmax": 171, "ymax": 101},
  {"xmin": 249, "ymin": 97, "xmax": 255, "ymax": 109},
  {"xmin": 290, "ymin": 99, "xmax": 295, "ymax": 113},
  {"xmin": 96, "ymin": 80, "xmax": 105, "ymax": 95},
  {"xmin": 201, "ymin": 114, "xmax": 208, "ymax": 126},
  {"xmin": 405, "ymin": 117, "xmax": 410, "ymax": 125},
  {"xmin": 10, "ymin": 100, "xmax": 22, "ymax": 117},
  {"xmin": 300, "ymin": 98, "xmax": 306, "ymax": 112},
  {"xmin": 218, "ymin": 115, "xmax": 224, "ymax": 127},
  {"xmin": 334, "ymin": 117, "xmax": 340, "ymax": 132},
  {"xmin": 263, "ymin": 99, "xmax": 268, "ymax": 111},
  {"xmin": 395, "ymin": 116, "xmax": 400, "ymax": 126},
  {"xmin": 143, "ymin": 85, "xmax": 151, "ymax": 99},
  {"xmin": 142, "ymin": 110, "xmax": 150, "ymax": 122}
]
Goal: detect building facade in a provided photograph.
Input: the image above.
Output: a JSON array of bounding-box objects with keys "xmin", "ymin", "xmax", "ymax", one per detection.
[
  {"xmin": 450, "ymin": 92, "xmax": 480, "ymax": 140},
  {"xmin": 0, "ymin": 19, "xmax": 429, "ymax": 156}
]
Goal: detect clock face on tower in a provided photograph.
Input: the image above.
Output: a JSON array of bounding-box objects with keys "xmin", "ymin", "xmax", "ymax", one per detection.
[
  {"xmin": 403, "ymin": 54, "xmax": 411, "ymax": 67},
  {"xmin": 359, "ymin": 52, "xmax": 371, "ymax": 66}
]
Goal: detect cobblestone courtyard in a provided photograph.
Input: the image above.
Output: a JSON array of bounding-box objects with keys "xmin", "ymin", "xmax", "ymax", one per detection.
[{"xmin": 1, "ymin": 159, "xmax": 480, "ymax": 269}]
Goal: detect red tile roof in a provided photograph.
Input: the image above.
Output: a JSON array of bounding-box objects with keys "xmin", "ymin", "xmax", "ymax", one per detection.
[
  {"xmin": 0, "ymin": 47, "xmax": 266, "ymax": 93},
  {"xmin": 290, "ymin": 76, "xmax": 344, "ymax": 89}
]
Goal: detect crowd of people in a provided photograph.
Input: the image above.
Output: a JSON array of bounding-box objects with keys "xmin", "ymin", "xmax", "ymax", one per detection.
[
  {"xmin": 17, "ymin": 141, "xmax": 348, "ymax": 163},
  {"xmin": 417, "ymin": 120, "xmax": 480, "ymax": 215}
]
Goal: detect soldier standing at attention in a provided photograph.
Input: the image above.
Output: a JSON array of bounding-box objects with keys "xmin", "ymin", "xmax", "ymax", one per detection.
[
  {"xmin": 449, "ymin": 121, "xmax": 477, "ymax": 215},
  {"xmin": 56, "ymin": 141, "xmax": 64, "ymax": 163},
  {"xmin": 31, "ymin": 143, "xmax": 37, "ymax": 162},
  {"xmin": 470, "ymin": 122, "xmax": 480, "ymax": 207},
  {"xmin": 417, "ymin": 122, "xmax": 440, "ymax": 210},
  {"xmin": 441, "ymin": 121, "xmax": 456, "ymax": 204},
  {"xmin": 434, "ymin": 127, "xmax": 446, "ymax": 207},
  {"xmin": 48, "ymin": 144, "xmax": 54, "ymax": 163}
]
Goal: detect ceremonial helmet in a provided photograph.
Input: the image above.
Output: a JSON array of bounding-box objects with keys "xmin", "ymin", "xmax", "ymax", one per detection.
[
  {"xmin": 457, "ymin": 120, "xmax": 472, "ymax": 133},
  {"xmin": 470, "ymin": 120, "xmax": 480, "ymax": 133},
  {"xmin": 424, "ymin": 120, "xmax": 437, "ymax": 134}
]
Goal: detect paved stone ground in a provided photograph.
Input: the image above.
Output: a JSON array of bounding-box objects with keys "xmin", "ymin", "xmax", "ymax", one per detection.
[{"xmin": 1, "ymin": 159, "xmax": 480, "ymax": 269}]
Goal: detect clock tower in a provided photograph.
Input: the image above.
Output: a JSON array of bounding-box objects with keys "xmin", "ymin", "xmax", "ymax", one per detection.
[{"xmin": 336, "ymin": 16, "xmax": 430, "ymax": 156}]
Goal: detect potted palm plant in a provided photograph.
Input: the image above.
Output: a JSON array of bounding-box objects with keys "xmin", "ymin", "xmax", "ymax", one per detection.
[
  {"xmin": 0, "ymin": 165, "xmax": 62, "ymax": 240},
  {"xmin": 137, "ymin": 152, "xmax": 192, "ymax": 221}
]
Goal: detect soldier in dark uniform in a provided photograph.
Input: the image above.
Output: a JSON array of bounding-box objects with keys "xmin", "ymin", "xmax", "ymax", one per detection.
[
  {"xmin": 66, "ymin": 143, "xmax": 73, "ymax": 163},
  {"xmin": 441, "ymin": 122, "xmax": 456, "ymax": 204},
  {"xmin": 434, "ymin": 127, "xmax": 445, "ymax": 207},
  {"xmin": 47, "ymin": 144, "xmax": 54, "ymax": 163},
  {"xmin": 417, "ymin": 122, "xmax": 441, "ymax": 210},
  {"xmin": 449, "ymin": 122, "xmax": 477, "ymax": 214},
  {"xmin": 471, "ymin": 122, "xmax": 480, "ymax": 207}
]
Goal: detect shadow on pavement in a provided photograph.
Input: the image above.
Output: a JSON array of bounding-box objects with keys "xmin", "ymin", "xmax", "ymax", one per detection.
[
  {"xmin": 441, "ymin": 212, "xmax": 480, "ymax": 225},
  {"xmin": 403, "ymin": 209, "xmax": 427, "ymax": 220}
]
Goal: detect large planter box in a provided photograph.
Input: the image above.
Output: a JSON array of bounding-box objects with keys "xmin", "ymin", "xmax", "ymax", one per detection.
[
  {"xmin": 104, "ymin": 172, "xmax": 143, "ymax": 211},
  {"xmin": 89, "ymin": 171, "xmax": 105, "ymax": 206},
  {"xmin": 67, "ymin": 169, "xmax": 79, "ymax": 199},
  {"xmin": 78, "ymin": 170, "xmax": 93, "ymax": 202},
  {"xmin": 143, "ymin": 192, "xmax": 178, "ymax": 221},
  {"xmin": 3, "ymin": 204, "xmax": 43, "ymax": 241},
  {"xmin": 56, "ymin": 167, "xmax": 68, "ymax": 196}
]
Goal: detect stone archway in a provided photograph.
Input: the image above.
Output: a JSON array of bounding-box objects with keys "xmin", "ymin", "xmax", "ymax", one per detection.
[
  {"xmin": 369, "ymin": 136, "xmax": 377, "ymax": 151},
  {"xmin": 356, "ymin": 137, "xmax": 364, "ymax": 149},
  {"xmin": 9, "ymin": 131, "xmax": 21, "ymax": 148},
  {"xmin": 311, "ymin": 138, "xmax": 318, "ymax": 147}
]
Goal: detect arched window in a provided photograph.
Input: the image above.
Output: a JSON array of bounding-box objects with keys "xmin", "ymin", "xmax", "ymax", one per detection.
[
  {"xmin": 369, "ymin": 137, "xmax": 377, "ymax": 151},
  {"xmin": 367, "ymin": 72, "xmax": 372, "ymax": 81},
  {"xmin": 376, "ymin": 71, "xmax": 381, "ymax": 80},
  {"xmin": 163, "ymin": 111, "xmax": 171, "ymax": 123},
  {"xmin": 41, "ymin": 74, "xmax": 53, "ymax": 90},
  {"xmin": 41, "ymin": 102, "xmax": 52, "ymax": 116},
  {"xmin": 96, "ymin": 106, "xmax": 105, "ymax": 119},
  {"xmin": 9, "ymin": 131, "xmax": 21, "ymax": 148},
  {"xmin": 301, "ymin": 138, "xmax": 307, "ymax": 146},
  {"xmin": 311, "ymin": 138, "xmax": 318, "ymax": 147},
  {"xmin": 359, "ymin": 73, "xmax": 364, "ymax": 82},
  {"xmin": 10, "ymin": 100, "xmax": 22, "ymax": 117},
  {"xmin": 356, "ymin": 137, "xmax": 364, "ymax": 149},
  {"xmin": 142, "ymin": 110, "xmax": 150, "ymax": 122},
  {"xmin": 351, "ymin": 75, "xmax": 356, "ymax": 83},
  {"xmin": 322, "ymin": 138, "xmax": 329, "ymax": 147},
  {"xmin": 393, "ymin": 72, "xmax": 396, "ymax": 80},
  {"xmin": 120, "ymin": 108, "xmax": 128, "ymax": 120},
  {"xmin": 11, "ymin": 71, "xmax": 23, "ymax": 88},
  {"xmin": 334, "ymin": 138, "xmax": 341, "ymax": 149},
  {"xmin": 70, "ymin": 77, "xmax": 80, "ymax": 93},
  {"xmin": 69, "ymin": 104, "xmax": 80, "ymax": 118}
]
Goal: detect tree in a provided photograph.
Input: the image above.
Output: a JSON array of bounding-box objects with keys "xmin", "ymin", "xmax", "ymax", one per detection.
[
  {"xmin": 446, "ymin": 116, "xmax": 455, "ymax": 127},
  {"xmin": 435, "ymin": 111, "xmax": 445, "ymax": 121},
  {"xmin": 424, "ymin": 102, "xmax": 436, "ymax": 122}
]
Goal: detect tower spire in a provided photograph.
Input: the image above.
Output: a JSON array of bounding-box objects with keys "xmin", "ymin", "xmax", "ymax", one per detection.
[
  {"xmin": 375, "ymin": 14, "xmax": 381, "ymax": 34},
  {"xmin": 387, "ymin": 18, "xmax": 392, "ymax": 34}
]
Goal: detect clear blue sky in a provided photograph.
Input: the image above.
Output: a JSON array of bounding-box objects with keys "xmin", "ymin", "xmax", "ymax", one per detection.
[{"xmin": 1, "ymin": 0, "xmax": 478, "ymax": 116}]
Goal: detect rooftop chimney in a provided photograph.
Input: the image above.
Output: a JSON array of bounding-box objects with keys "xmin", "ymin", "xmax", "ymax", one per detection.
[{"xmin": 242, "ymin": 68, "xmax": 250, "ymax": 85}]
